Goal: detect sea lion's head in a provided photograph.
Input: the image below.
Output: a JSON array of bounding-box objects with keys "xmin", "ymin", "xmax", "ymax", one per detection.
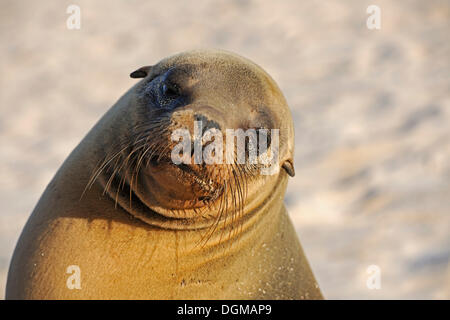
[{"xmin": 89, "ymin": 50, "xmax": 294, "ymax": 229}]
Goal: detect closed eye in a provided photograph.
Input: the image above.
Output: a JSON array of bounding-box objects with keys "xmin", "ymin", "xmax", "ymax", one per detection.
[{"xmin": 161, "ymin": 82, "xmax": 181, "ymax": 97}]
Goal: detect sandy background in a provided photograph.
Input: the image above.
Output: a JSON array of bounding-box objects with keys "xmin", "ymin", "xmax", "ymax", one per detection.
[{"xmin": 0, "ymin": 0, "xmax": 449, "ymax": 299}]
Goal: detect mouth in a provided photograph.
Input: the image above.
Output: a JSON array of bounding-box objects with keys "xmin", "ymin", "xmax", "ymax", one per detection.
[{"xmin": 148, "ymin": 153, "xmax": 222, "ymax": 203}]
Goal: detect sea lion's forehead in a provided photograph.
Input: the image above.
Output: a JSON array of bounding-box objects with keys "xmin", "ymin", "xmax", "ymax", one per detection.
[
  {"xmin": 158, "ymin": 50, "xmax": 259, "ymax": 70},
  {"xmin": 151, "ymin": 52, "xmax": 282, "ymax": 109},
  {"xmin": 154, "ymin": 51, "xmax": 268, "ymax": 86}
]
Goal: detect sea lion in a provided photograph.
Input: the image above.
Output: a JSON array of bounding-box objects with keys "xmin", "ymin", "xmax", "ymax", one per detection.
[{"xmin": 6, "ymin": 49, "xmax": 323, "ymax": 299}]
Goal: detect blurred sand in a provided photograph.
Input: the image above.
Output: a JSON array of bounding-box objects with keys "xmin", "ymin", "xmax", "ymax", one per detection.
[{"xmin": 0, "ymin": 0, "xmax": 449, "ymax": 299}]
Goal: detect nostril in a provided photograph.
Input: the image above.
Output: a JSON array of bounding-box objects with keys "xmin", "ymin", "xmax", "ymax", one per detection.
[{"xmin": 194, "ymin": 114, "xmax": 221, "ymax": 135}]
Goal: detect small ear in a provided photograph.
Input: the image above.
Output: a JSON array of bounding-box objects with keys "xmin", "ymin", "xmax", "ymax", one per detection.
[
  {"xmin": 130, "ymin": 66, "xmax": 153, "ymax": 79},
  {"xmin": 282, "ymin": 159, "xmax": 295, "ymax": 177}
]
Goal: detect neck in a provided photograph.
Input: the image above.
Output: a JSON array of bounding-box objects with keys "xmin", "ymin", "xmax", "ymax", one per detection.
[{"xmin": 98, "ymin": 170, "xmax": 288, "ymax": 244}]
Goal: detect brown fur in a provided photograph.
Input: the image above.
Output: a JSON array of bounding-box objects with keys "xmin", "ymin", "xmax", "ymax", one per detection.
[{"xmin": 6, "ymin": 49, "xmax": 323, "ymax": 299}]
